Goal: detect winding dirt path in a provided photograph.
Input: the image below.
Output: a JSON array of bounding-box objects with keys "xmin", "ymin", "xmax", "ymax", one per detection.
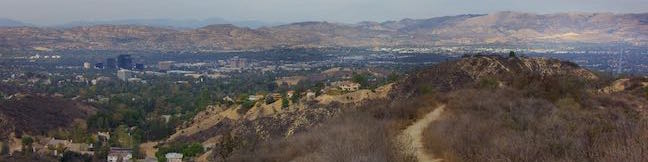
[{"xmin": 399, "ymin": 105, "xmax": 445, "ymax": 162}]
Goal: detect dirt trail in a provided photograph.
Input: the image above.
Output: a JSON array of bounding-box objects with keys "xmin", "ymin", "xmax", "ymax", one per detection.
[{"xmin": 399, "ymin": 105, "xmax": 445, "ymax": 162}]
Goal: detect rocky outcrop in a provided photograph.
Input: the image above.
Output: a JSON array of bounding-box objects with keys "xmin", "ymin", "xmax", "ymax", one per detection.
[{"xmin": 392, "ymin": 55, "xmax": 599, "ymax": 97}]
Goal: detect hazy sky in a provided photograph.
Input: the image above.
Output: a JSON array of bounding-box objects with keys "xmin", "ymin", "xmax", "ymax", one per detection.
[{"xmin": 1, "ymin": 0, "xmax": 646, "ymax": 25}]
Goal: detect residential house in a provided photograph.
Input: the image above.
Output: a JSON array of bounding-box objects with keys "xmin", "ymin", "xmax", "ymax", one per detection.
[
  {"xmin": 45, "ymin": 138, "xmax": 71, "ymax": 156},
  {"xmin": 286, "ymin": 90, "xmax": 295, "ymax": 98},
  {"xmin": 306, "ymin": 91, "xmax": 316, "ymax": 100},
  {"xmin": 248, "ymin": 95, "xmax": 264, "ymax": 101},
  {"xmin": 107, "ymin": 147, "xmax": 132, "ymax": 162},
  {"xmin": 165, "ymin": 152, "xmax": 183, "ymax": 162},
  {"xmin": 332, "ymin": 81, "xmax": 361, "ymax": 91},
  {"xmin": 44, "ymin": 138, "xmax": 93, "ymax": 156}
]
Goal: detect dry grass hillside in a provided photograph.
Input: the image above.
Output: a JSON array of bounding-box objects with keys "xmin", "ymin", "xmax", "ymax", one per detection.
[
  {"xmin": 212, "ymin": 56, "xmax": 648, "ymax": 162},
  {"xmin": 149, "ymin": 83, "xmax": 396, "ymax": 161}
]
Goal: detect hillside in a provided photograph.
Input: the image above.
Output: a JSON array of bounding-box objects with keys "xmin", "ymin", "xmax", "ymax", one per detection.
[
  {"xmin": 0, "ymin": 18, "xmax": 29, "ymax": 27},
  {"xmin": 1, "ymin": 12, "xmax": 646, "ymax": 52},
  {"xmin": 399, "ymin": 56, "xmax": 648, "ymax": 162},
  {"xmin": 393, "ymin": 55, "xmax": 598, "ymax": 96},
  {"xmin": 205, "ymin": 56, "xmax": 648, "ymax": 162},
  {"xmin": 0, "ymin": 94, "xmax": 97, "ymax": 140},
  {"xmin": 142, "ymin": 84, "xmax": 395, "ymax": 161}
]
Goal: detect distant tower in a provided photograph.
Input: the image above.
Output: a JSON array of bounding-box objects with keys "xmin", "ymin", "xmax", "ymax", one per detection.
[
  {"xmin": 106, "ymin": 58, "xmax": 117, "ymax": 69},
  {"xmin": 83, "ymin": 62, "xmax": 92, "ymax": 69},
  {"xmin": 94, "ymin": 63, "xmax": 104, "ymax": 69},
  {"xmin": 117, "ymin": 69, "xmax": 133, "ymax": 81},
  {"xmin": 117, "ymin": 55, "xmax": 133, "ymax": 70},
  {"xmin": 135, "ymin": 64, "xmax": 145, "ymax": 71}
]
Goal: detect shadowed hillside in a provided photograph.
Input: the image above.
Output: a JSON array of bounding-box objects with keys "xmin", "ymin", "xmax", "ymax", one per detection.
[{"xmin": 0, "ymin": 94, "xmax": 97, "ymax": 140}]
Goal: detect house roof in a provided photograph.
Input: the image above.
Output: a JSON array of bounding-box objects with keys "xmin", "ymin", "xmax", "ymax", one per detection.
[
  {"xmin": 46, "ymin": 139, "xmax": 69, "ymax": 146},
  {"xmin": 108, "ymin": 147, "xmax": 132, "ymax": 155},
  {"xmin": 165, "ymin": 152, "xmax": 183, "ymax": 158}
]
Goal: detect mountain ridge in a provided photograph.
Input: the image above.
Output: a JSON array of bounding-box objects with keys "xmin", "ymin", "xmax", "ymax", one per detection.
[
  {"xmin": 1, "ymin": 12, "xmax": 646, "ymax": 52},
  {"xmin": 0, "ymin": 18, "xmax": 30, "ymax": 27}
]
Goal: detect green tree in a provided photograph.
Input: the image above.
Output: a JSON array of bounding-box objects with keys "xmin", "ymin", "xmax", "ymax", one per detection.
[
  {"xmin": 281, "ymin": 98, "xmax": 290, "ymax": 108},
  {"xmin": 182, "ymin": 143, "xmax": 204, "ymax": 157},
  {"xmin": 111, "ymin": 125, "xmax": 136, "ymax": 148},
  {"xmin": 70, "ymin": 123, "xmax": 89, "ymax": 143},
  {"xmin": 61, "ymin": 151, "xmax": 93, "ymax": 162},
  {"xmin": 143, "ymin": 119, "xmax": 174, "ymax": 141},
  {"xmin": 265, "ymin": 96, "xmax": 276, "ymax": 104},
  {"xmin": 0, "ymin": 141, "xmax": 8, "ymax": 155},
  {"xmin": 313, "ymin": 82, "xmax": 325, "ymax": 95},
  {"xmin": 509, "ymin": 51, "xmax": 516, "ymax": 58},
  {"xmin": 291, "ymin": 90, "xmax": 301, "ymax": 103},
  {"xmin": 196, "ymin": 88, "xmax": 212, "ymax": 110},
  {"xmin": 21, "ymin": 136, "xmax": 34, "ymax": 152},
  {"xmin": 239, "ymin": 100, "xmax": 255, "ymax": 114},
  {"xmin": 352, "ymin": 73, "xmax": 368, "ymax": 88},
  {"xmin": 155, "ymin": 142, "xmax": 204, "ymax": 162},
  {"xmin": 0, "ymin": 91, "xmax": 5, "ymax": 103},
  {"xmin": 387, "ymin": 73, "xmax": 399, "ymax": 83}
]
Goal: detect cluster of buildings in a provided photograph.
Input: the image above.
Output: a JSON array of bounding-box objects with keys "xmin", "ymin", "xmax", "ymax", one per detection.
[
  {"xmin": 106, "ymin": 149, "xmax": 183, "ymax": 162},
  {"xmin": 224, "ymin": 56, "xmax": 248, "ymax": 68},
  {"xmin": 43, "ymin": 138, "xmax": 94, "ymax": 157},
  {"xmin": 36, "ymin": 136, "xmax": 183, "ymax": 162},
  {"xmin": 88, "ymin": 55, "xmax": 144, "ymax": 71},
  {"xmin": 106, "ymin": 147, "xmax": 132, "ymax": 162},
  {"xmin": 331, "ymin": 81, "xmax": 361, "ymax": 91},
  {"xmin": 28, "ymin": 54, "xmax": 62, "ymax": 60}
]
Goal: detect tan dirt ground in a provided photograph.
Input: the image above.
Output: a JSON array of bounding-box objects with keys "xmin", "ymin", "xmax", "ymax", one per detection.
[{"xmin": 398, "ymin": 105, "xmax": 445, "ymax": 162}]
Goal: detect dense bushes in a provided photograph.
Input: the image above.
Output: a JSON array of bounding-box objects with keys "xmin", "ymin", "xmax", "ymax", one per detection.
[
  {"xmin": 216, "ymin": 94, "xmax": 441, "ymax": 162},
  {"xmin": 238, "ymin": 100, "xmax": 255, "ymax": 114},
  {"xmin": 155, "ymin": 142, "xmax": 204, "ymax": 162},
  {"xmin": 226, "ymin": 112, "xmax": 414, "ymax": 162},
  {"xmin": 423, "ymin": 88, "xmax": 648, "ymax": 162}
]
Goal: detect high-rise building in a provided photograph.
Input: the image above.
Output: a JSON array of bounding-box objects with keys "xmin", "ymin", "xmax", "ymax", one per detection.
[
  {"xmin": 94, "ymin": 63, "xmax": 104, "ymax": 69},
  {"xmin": 106, "ymin": 58, "xmax": 117, "ymax": 69},
  {"xmin": 135, "ymin": 64, "xmax": 145, "ymax": 71},
  {"xmin": 83, "ymin": 62, "xmax": 92, "ymax": 69},
  {"xmin": 117, "ymin": 69, "xmax": 133, "ymax": 81},
  {"xmin": 117, "ymin": 55, "xmax": 133, "ymax": 69}
]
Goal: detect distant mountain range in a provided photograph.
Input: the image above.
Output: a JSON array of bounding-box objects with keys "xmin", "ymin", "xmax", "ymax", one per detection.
[
  {"xmin": 58, "ymin": 18, "xmax": 282, "ymax": 29},
  {"xmin": 0, "ymin": 12, "xmax": 646, "ymax": 52},
  {"xmin": 0, "ymin": 18, "xmax": 31, "ymax": 27},
  {"xmin": 0, "ymin": 17, "xmax": 281, "ymax": 29}
]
